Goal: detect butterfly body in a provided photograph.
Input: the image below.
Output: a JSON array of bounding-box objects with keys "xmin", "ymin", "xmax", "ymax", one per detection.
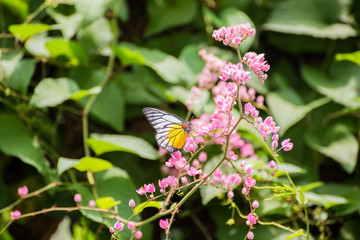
[{"xmin": 143, "ymin": 107, "xmax": 192, "ymax": 153}]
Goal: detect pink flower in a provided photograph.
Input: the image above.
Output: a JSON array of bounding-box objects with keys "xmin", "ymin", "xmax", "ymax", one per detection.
[
  {"xmin": 212, "ymin": 24, "xmax": 256, "ymax": 48},
  {"xmin": 183, "ymin": 136, "xmax": 197, "ymax": 152},
  {"xmin": 198, "ymin": 152, "xmax": 207, "ymax": 162},
  {"xmin": 281, "ymin": 138, "xmax": 293, "ymax": 151},
  {"xmin": 220, "ymin": 62, "xmax": 250, "ymax": 85},
  {"xmin": 187, "ymin": 167, "xmax": 202, "ymax": 177},
  {"xmin": 18, "ymin": 186, "xmax": 28, "ymax": 197},
  {"xmin": 10, "ymin": 210, "xmax": 21, "ymax": 220},
  {"xmin": 109, "ymin": 227, "xmax": 114, "ymax": 233},
  {"xmin": 159, "ymin": 219, "xmax": 169, "ymax": 229},
  {"xmin": 181, "ymin": 176, "xmax": 188, "ymax": 184},
  {"xmin": 246, "ymin": 212, "xmax": 258, "ymax": 226},
  {"xmin": 145, "ymin": 183, "xmax": 156, "ymax": 193},
  {"xmin": 129, "ymin": 199, "xmax": 136, "ymax": 208},
  {"xmin": 89, "ymin": 200, "xmax": 96, "ymax": 208},
  {"xmin": 229, "ymin": 151, "xmax": 238, "ymax": 161},
  {"xmin": 256, "ymin": 95, "xmax": 264, "ymax": 106},
  {"xmin": 244, "ymin": 174, "xmax": 256, "ymax": 189},
  {"xmin": 241, "ymin": 143, "xmax": 254, "ymax": 158},
  {"xmin": 242, "ymin": 187, "xmax": 248, "ymax": 195},
  {"xmin": 136, "ymin": 187, "xmax": 146, "ymax": 195},
  {"xmin": 227, "ymin": 190, "xmax": 234, "ymax": 199},
  {"xmin": 269, "ymin": 160, "xmax": 276, "ymax": 169},
  {"xmin": 127, "ymin": 221, "xmax": 135, "ymax": 229},
  {"xmin": 74, "ymin": 193, "xmax": 82, "ymax": 203},
  {"xmin": 247, "ymin": 231, "xmax": 254, "ymax": 240},
  {"xmin": 134, "ymin": 231, "xmax": 143, "ymax": 239},
  {"xmin": 114, "ymin": 221, "xmax": 124, "ymax": 231},
  {"xmin": 252, "ymin": 200, "xmax": 259, "ymax": 209},
  {"xmin": 243, "ymin": 52, "xmax": 270, "ymax": 83}
]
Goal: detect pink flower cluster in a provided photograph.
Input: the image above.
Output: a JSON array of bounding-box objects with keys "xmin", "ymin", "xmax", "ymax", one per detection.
[
  {"xmin": 158, "ymin": 175, "xmax": 179, "ymax": 193},
  {"xmin": 136, "ymin": 183, "xmax": 156, "ymax": 199},
  {"xmin": 212, "ymin": 23, "xmax": 256, "ymax": 48},
  {"xmin": 186, "ymin": 86, "xmax": 202, "ymax": 110},
  {"xmin": 197, "ymin": 49, "xmax": 226, "ymax": 89},
  {"xmin": 11, "ymin": 210, "xmax": 21, "ymax": 220},
  {"xmin": 110, "ymin": 220, "xmax": 143, "ymax": 239},
  {"xmin": 243, "ymin": 52, "xmax": 270, "ymax": 83},
  {"xmin": 220, "ymin": 62, "xmax": 250, "ymax": 85},
  {"xmin": 244, "ymin": 103, "xmax": 293, "ymax": 153}
]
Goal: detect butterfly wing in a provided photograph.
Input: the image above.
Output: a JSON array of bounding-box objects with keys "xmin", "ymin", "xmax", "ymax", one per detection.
[{"xmin": 143, "ymin": 107, "xmax": 189, "ymax": 152}]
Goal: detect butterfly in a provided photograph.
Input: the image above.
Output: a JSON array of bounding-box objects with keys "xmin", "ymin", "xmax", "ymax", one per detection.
[{"xmin": 143, "ymin": 107, "xmax": 193, "ymax": 153}]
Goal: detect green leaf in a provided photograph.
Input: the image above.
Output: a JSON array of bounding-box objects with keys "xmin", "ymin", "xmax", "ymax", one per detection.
[
  {"xmin": 305, "ymin": 124, "xmax": 358, "ymax": 174},
  {"xmin": 0, "ymin": 114, "xmax": 50, "ymax": 177},
  {"xmin": 95, "ymin": 196, "xmax": 118, "ymax": 209},
  {"xmin": 70, "ymin": 86, "xmax": 102, "ymax": 101},
  {"xmin": 70, "ymin": 69, "xmax": 125, "ymax": 132},
  {"xmin": 300, "ymin": 182, "xmax": 324, "ymax": 192},
  {"xmin": 9, "ymin": 24, "xmax": 52, "ymax": 42},
  {"xmin": 0, "ymin": 50, "xmax": 37, "ymax": 95},
  {"xmin": 88, "ymin": 133, "xmax": 159, "ymax": 160},
  {"xmin": 78, "ymin": 17, "xmax": 114, "ymax": 54},
  {"xmin": 50, "ymin": 216, "xmax": 73, "ymax": 240},
  {"xmin": 74, "ymin": 157, "xmax": 113, "ymax": 173},
  {"xmin": 75, "ymin": 0, "xmax": 111, "ymax": 25},
  {"xmin": 262, "ymin": 0, "xmax": 356, "ymax": 39},
  {"xmin": 286, "ymin": 229, "xmax": 304, "ymax": 240},
  {"xmin": 46, "ymin": 8, "xmax": 82, "ymax": 39},
  {"xmin": 179, "ymin": 44, "xmax": 205, "ymax": 86},
  {"xmin": 57, "ymin": 157, "xmax": 80, "ymax": 175},
  {"xmin": 114, "ymin": 42, "xmax": 193, "ymax": 84},
  {"xmin": 302, "ymin": 64, "xmax": 360, "ymax": 109},
  {"xmin": 30, "ymin": 78, "xmax": 79, "ymax": 107},
  {"xmin": 112, "ymin": 45, "xmax": 146, "ymax": 66},
  {"xmin": 335, "ymin": 51, "xmax": 360, "ymax": 66},
  {"xmin": 0, "ymin": 0, "xmax": 28, "ymax": 21},
  {"xmin": 275, "ymin": 163, "xmax": 306, "ymax": 177},
  {"xmin": 114, "ymin": 67, "xmax": 166, "ymax": 105},
  {"xmin": 133, "ymin": 201, "xmax": 162, "ymax": 215},
  {"xmin": 0, "ymin": 50, "xmax": 24, "ymax": 80},
  {"xmin": 305, "ymin": 192, "xmax": 348, "ymax": 208},
  {"xmin": 6, "ymin": 59, "xmax": 38, "ymax": 95},
  {"xmin": 25, "ymin": 36, "xmax": 52, "ymax": 58},
  {"xmin": 267, "ymin": 88, "xmax": 331, "ymax": 134},
  {"xmin": 45, "ymin": 39, "xmax": 88, "ymax": 67},
  {"xmin": 145, "ymin": 0, "xmax": 198, "ymax": 37}
]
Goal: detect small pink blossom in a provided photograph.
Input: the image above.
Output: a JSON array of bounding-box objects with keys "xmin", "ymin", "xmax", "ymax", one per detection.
[
  {"xmin": 183, "ymin": 136, "xmax": 197, "ymax": 152},
  {"xmin": 134, "ymin": 231, "xmax": 143, "ymax": 239},
  {"xmin": 89, "ymin": 200, "xmax": 96, "ymax": 208},
  {"xmin": 74, "ymin": 194, "xmax": 82, "ymax": 203},
  {"xmin": 247, "ymin": 231, "xmax": 254, "ymax": 240},
  {"xmin": 127, "ymin": 221, "xmax": 135, "ymax": 229},
  {"xmin": 181, "ymin": 176, "xmax": 188, "ymax": 184},
  {"xmin": 242, "ymin": 187, "xmax": 248, "ymax": 195},
  {"xmin": 198, "ymin": 152, "xmax": 207, "ymax": 162},
  {"xmin": 18, "ymin": 186, "xmax": 28, "ymax": 197},
  {"xmin": 159, "ymin": 219, "xmax": 169, "ymax": 229},
  {"xmin": 114, "ymin": 221, "xmax": 124, "ymax": 231},
  {"xmin": 246, "ymin": 212, "xmax": 258, "ymax": 226},
  {"xmin": 227, "ymin": 190, "xmax": 234, "ymax": 199},
  {"xmin": 244, "ymin": 174, "xmax": 256, "ymax": 189},
  {"xmin": 281, "ymin": 138, "xmax": 293, "ymax": 151},
  {"xmin": 136, "ymin": 187, "xmax": 146, "ymax": 195},
  {"xmin": 220, "ymin": 62, "xmax": 250, "ymax": 85},
  {"xmin": 229, "ymin": 151, "xmax": 238, "ymax": 161},
  {"xmin": 187, "ymin": 167, "xmax": 202, "ymax": 177},
  {"xmin": 10, "ymin": 210, "xmax": 21, "ymax": 220},
  {"xmin": 241, "ymin": 143, "xmax": 254, "ymax": 158},
  {"xmin": 129, "ymin": 199, "xmax": 136, "ymax": 208},
  {"xmin": 109, "ymin": 227, "xmax": 114, "ymax": 233},
  {"xmin": 252, "ymin": 200, "xmax": 259, "ymax": 209},
  {"xmin": 269, "ymin": 160, "xmax": 276, "ymax": 169}
]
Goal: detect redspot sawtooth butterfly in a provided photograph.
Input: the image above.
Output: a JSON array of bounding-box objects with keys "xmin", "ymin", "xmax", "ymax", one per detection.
[{"xmin": 143, "ymin": 107, "xmax": 193, "ymax": 153}]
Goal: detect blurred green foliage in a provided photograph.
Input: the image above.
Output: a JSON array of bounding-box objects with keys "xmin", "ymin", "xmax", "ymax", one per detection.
[{"xmin": 0, "ymin": 0, "xmax": 359, "ymax": 239}]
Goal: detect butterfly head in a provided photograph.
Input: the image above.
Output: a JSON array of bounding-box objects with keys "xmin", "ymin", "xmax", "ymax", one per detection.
[{"xmin": 183, "ymin": 122, "xmax": 193, "ymax": 133}]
